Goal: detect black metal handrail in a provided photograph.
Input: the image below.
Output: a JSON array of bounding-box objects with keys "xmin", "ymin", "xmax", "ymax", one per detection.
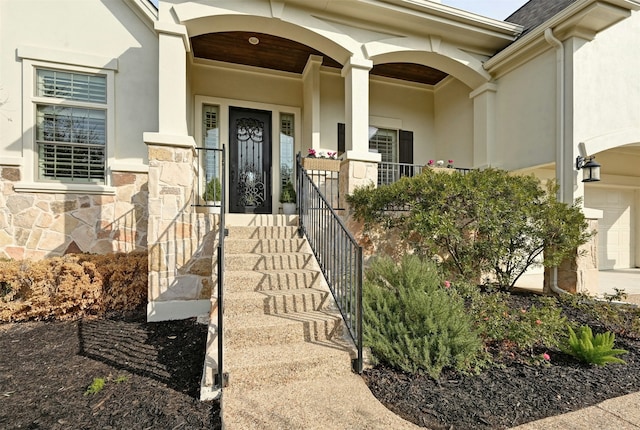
[
  {"xmin": 194, "ymin": 145, "xmax": 227, "ymax": 391},
  {"xmin": 297, "ymin": 153, "xmax": 363, "ymax": 373},
  {"xmin": 216, "ymin": 146, "xmax": 227, "ymax": 390}
]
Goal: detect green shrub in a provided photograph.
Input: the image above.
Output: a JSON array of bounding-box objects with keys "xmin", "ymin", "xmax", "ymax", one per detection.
[
  {"xmin": 347, "ymin": 168, "xmax": 591, "ymax": 290},
  {"xmin": 564, "ymin": 325, "xmax": 627, "ymax": 366},
  {"xmin": 363, "ymin": 255, "xmax": 483, "ymax": 378},
  {"xmin": 455, "ymin": 284, "xmax": 567, "ymax": 360}
]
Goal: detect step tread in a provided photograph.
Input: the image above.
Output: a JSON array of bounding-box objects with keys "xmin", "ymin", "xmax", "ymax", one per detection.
[
  {"xmin": 225, "ymin": 287, "xmax": 329, "ymax": 300},
  {"xmin": 225, "ymin": 339, "xmax": 355, "ymax": 368},
  {"xmin": 225, "ymin": 309, "xmax": 342, "ymax": 330}
]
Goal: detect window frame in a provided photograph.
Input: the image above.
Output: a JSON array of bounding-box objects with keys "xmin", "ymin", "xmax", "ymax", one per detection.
[{"xmin": 17, "ymin": 55, "xmax": 116, "ymax": 194}]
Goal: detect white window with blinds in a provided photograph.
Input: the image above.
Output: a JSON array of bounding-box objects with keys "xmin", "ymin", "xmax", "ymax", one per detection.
[{"xmin": 35, "ymin": 68, "xmax": 107, "ymax": 183}]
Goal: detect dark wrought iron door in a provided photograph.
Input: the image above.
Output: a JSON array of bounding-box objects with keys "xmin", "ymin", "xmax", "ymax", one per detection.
[{"xmin": 229, "ymin": 107, "xmax": 272, "ymax": 214}]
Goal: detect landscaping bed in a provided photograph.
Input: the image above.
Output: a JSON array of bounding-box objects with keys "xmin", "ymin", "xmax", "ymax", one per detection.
[
  {"xmin": 0, "ymin": 309, "xmax": 220, "ymax": 430},
  {"xmin": 364, "ymin": 292, "xmax": 640, "ymax": 429}
]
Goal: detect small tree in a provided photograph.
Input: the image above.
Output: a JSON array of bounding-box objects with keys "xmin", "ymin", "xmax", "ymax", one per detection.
[{"xmin": 347, "ymin": 168, "xmax": 591, "ymax": 290}]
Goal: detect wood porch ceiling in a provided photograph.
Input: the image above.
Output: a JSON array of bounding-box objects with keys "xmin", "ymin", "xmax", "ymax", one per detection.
[{"xmin": 191, "ymin": 32, "xmax": 449, "ymax": 85}]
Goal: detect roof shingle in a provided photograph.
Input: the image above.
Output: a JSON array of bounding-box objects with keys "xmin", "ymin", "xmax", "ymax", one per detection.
[{"xmin": 505, "ymin": 0, "xmax": 579, "ymax": 36}]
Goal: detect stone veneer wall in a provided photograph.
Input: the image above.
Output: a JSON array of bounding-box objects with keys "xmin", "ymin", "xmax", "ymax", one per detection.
[
  {"xmin": 0, "ymin": 166, "xmax": 148, "ymax": 260},
  {"xmin": 146, "ymin": 142, "xmax": 218, "ymax": 321}
]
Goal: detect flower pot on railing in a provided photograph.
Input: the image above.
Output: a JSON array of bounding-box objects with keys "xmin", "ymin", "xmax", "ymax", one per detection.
[{"xmin": 302, "ymin": 157, "xmax": 341, "ymax": 172}]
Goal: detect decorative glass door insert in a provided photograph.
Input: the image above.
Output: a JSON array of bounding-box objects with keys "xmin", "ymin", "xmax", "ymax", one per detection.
[{"xmin": 229, "ymin": 107, "xmax": 272, "ymax": 214}]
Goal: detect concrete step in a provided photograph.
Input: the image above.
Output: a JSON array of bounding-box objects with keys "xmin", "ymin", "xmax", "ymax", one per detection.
[
  {"xmin": 222, "ymin": 374, "xmax": 420, "ymax": 430},
  {"xmin": 224, "ymin": 310, "xmax": 344, "ymax": 348},
  {"xmin": 225, "ymin": 252, "xmax": 315, "ymax": 271},
  {"xmin": 225, "ymin": 214, "xmax": 298, "ymax": 227},
  {"xmin": 225, "ymin": 341, "xmax": 354, "ymax": 390},
  {"xmin": 227, "ymin": 226, "xmax": 299, "ymax": 240},
  {"xmin": 224, "ymin": 288, "xmax": 331, "ymax": 317},
  {"xmin": 224, "ymin": 238, "xmax": 308, "ymax": 254},
  {"xmin": 223, "ymin": 269, "xmax": 326, "ymax": 291}
]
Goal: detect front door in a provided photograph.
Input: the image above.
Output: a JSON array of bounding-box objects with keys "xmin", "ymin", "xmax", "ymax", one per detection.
[{"xmin": 229, "ymin": 107, "xmax": 272, "ymax": 214}]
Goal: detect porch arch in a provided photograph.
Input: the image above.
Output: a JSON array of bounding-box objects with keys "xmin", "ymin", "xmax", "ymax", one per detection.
[
  {"xmin": 174, "ymin": 10, "xmax": 357, "ymax": 66},
  {"xmin": 368, "ymin": 49, "xmax": 491, "ymax": 90},
  {"xmin": 583, "ymin": 127, "xmax": 640, "ymax": 156}
]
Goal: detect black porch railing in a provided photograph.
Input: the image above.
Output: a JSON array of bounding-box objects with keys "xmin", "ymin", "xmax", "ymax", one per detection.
[
  {"xmin": 297, "ymin": 153, "xmax": 363, "ymax": 373},
  {"xmin": 378, "ymin": 161, "xmax": 472, "ymax": 186},
  {"xmin": 194, "ymin": 145, "xmax": 227, "ymax": 390}
]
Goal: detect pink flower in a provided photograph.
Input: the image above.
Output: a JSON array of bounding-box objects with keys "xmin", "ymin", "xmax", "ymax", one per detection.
[
  {"xmin": 535, "ymin": 319, "xmax": 542, "ymax": 325},
  {"xmin": 427, "ymin": 160, "xmax": 435, "ymax": 166},
  {"xmin": 448, "ymin": 159, "xmax": 454, "ymax": 164},
  {"xmin": 307, "ymin": 148, "xmax": 317, "ymax": 157},
  {"xmin": 542, "ymin": 352, "xmax": 551, "ymax": 361},
  {"xmin": 327, "ymin": 151, "xmax": 337, "ymax": 159},
  {"xmin": 444, "ymin": 280, "xmax": 451, "ymax": 288}
]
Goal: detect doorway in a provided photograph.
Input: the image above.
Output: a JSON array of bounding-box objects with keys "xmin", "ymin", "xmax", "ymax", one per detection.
[{"xmin": 229, "ymin": 107, "xmax": 272, "ymax": 214}]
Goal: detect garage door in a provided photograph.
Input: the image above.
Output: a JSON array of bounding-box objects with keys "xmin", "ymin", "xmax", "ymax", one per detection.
[{"xmin": 585, "ymin": 188, "xmax": 634, "ymax": 270}]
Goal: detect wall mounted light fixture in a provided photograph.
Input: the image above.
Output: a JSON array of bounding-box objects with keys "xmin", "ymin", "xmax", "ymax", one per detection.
[{"xmin": 576, "ymin": 155, "xmax": 601, "ymax": 183}]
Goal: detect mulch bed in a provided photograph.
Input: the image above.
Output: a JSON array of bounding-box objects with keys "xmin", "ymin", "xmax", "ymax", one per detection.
[
  {"xmin": 363, "ymin": 293, "xmax": 640, "ymax": 429},
  {"xmin": 0, "ymin": 309, "xmax": 221, "ymax": 430},
  {"xmin": 2, "ymin": 294, "xmax": 639, "ymax": 430}
]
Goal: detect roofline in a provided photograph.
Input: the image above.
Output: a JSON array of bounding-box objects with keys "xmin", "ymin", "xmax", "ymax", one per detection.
[
  {"xmin": 378, "ymin": 0, "xmax": 524, "ymax": 35},
  {"xmin": 485, "ymin": 0, "xmax": 640, "ymax": 77},
  {"xmin": 123, "ymin": 0, "xmax": 158, "ymax": 31}
]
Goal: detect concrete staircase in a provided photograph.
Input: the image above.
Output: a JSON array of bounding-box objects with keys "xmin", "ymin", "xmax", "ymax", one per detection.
[{"xmin": 215, "ymin": 214, "xmax": 419, "ymax": 429}]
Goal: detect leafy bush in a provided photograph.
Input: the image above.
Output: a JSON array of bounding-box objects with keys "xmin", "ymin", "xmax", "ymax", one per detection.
[
  {"xmin": 0, "ymin": 251, "xmax": 148, "ymax": 322},
  {"xmin": 564, "ymin": 325, "xmax": 627, "ymax": 366},
  {"xmin": 347, "ymin": 168, "xmax": 591, "ymax": 290},
  {"xmin": 456, "ymin": 284, "xmax": 567, "ymax": 358},
  {"xmin": 363, "ymin": 255, "xmax": 483, "ymax": 378}
]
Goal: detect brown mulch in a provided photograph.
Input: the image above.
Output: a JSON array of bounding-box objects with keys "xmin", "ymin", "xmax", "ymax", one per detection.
[
  {"xmin": 0, "ymin": 309, "xmax": 221, "ymax": 430},
  {"xmin": 2, "ymin": 294, "xmax": 639, "ymax": 430},
  {"xmin": 363, "ymin": 293, "xmax": 640, "ymax": 429}
]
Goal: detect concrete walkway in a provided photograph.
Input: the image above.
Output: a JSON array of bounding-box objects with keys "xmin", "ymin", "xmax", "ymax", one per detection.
[{"xmin": 511, "ymin": 391, "xmax": 640, "ymax": 429}]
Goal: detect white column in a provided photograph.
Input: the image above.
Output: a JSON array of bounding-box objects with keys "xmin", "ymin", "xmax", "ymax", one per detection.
[
  {"xmin": 155, "ymin": 22, "xmax": 190, "ymax": 136},
  {"xmin": 302, "ymin": 55, "xmax": 323, "ymax": 150},
  {"xmin": 469, "ymin": 83, "xmax": 497, "ymax": 169},
  {"xmin": 342, "ymin": 57, "xmax": 379, "ymax": 162}
]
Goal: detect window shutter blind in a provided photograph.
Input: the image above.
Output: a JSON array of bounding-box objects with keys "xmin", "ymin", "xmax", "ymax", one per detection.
[
  {"xmin": 338, "ymin": 123, "xmax": 345, "ymax": 154},
  {"xmin": 399, "ymin": 130, "xmax": 414, "ymax": 177}
]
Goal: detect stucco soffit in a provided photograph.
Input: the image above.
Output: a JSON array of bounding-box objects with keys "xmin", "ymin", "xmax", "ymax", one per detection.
[{"xmin": 485, "ymin": 0, "xmax": 637, "ymax": 78}]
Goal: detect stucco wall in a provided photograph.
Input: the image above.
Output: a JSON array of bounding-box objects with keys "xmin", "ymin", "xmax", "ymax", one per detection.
[
  {"xmin": 370, "ymin": 78, "xmax": 436, "ymax": 163},
  {"xmin": 434, "ymin": 78, "xmax": 473, "ymax": 168},
  {"xmin": 494, "ymin": 50, "xmax": 557, "ymax": 170},
  {"xmin": 572, "ymin": 11, "xmax": 640, "ymax": 152},
  {"xmin": 0, "ymin": 0, "xmax": 158, "ymax": 165}
]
